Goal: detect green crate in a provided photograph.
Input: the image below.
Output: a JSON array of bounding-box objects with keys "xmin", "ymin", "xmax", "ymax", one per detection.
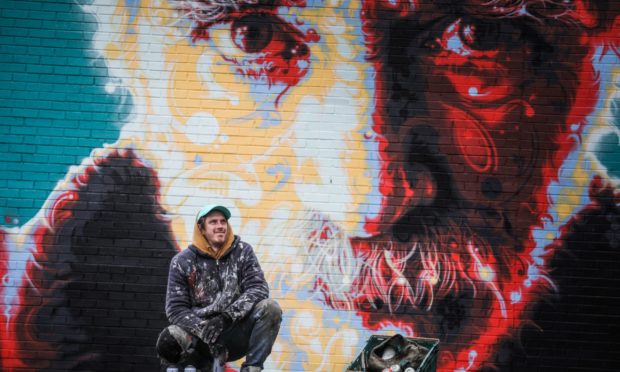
[{"xmin": 345, "ymin": 335, "xmax": 439, "ymax": 372}]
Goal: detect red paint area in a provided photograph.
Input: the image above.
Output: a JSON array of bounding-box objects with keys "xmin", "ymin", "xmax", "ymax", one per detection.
[
  {"xmin": 451, "ymin": 107, "xmax": 498, "ymax": 173},
  {"xmin": 189, "ymin": 4, "xmax": 319, "ymax": 105},
  {"xmin": 323, "ymin": 1, "xmax": 617, "ymax": 370}
]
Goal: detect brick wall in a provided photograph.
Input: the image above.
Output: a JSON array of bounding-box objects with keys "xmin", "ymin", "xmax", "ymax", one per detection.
[{"xmin": 1, "ymin": 0, "xmax": 619, "ymax": 371}]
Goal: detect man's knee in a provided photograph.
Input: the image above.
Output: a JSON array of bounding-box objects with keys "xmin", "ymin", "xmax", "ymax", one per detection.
[
  {"xmin": 255, "ymin": 298, "xmax": 282, "ymax": 325},
  {"xmin": 156, "ymin": 326, "xmax": 183, "ymax": 364}
]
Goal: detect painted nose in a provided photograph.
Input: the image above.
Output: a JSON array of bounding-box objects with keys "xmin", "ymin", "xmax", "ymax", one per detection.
[{"xmin": 365, "ymin": 123, "xmax": 458, "ymax": 237}]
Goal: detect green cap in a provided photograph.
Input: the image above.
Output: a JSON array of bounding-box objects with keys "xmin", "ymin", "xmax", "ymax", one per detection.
[{"xmin": 195, "ymin": 204, "xmax": 231, "ymax": 222}]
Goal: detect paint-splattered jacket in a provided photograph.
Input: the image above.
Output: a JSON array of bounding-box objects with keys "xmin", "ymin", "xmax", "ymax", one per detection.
[{"xmin": 165, "ymin": 236, "xmax": 269, "ymax": 338}]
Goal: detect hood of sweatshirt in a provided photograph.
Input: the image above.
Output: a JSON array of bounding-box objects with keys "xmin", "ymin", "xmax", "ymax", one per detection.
[{"xmin": 191, "ymin": 220, "xmax": 235, "ymax": 259}]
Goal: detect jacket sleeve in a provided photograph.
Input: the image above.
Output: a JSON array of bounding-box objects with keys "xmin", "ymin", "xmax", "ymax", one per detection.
[
  {"xmin": 165, "ymin": 254, "xmax": 204, "ymax": 338},
  {"xmin": 224, "ymin": 243, "xmax": 270, "ymax": 323}
]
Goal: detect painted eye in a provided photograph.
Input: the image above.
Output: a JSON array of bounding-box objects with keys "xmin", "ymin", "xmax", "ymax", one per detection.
[
  {"xmin": 429, "ymin": 18, "xmax": 526, "ymax": 58},
  {"xmin": 186, "ymin": 11, "xmax": 319, "ymax": 99},
  {"xmin": 225, "ymin": 13, "xmax": 317, "ymax": 96},
  {"xmin": 458, "ymin": 20, "xmax": 502, "ymax": 51},
  {"xmin": 231, "ymin": 14, "xmax": 274, "ymax": 53},
  {"xmin": 424, "ymin": 17, "xmax": 532, "ymax": 103}
]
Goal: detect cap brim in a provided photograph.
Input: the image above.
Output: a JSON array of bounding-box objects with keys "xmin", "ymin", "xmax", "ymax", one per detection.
[{"xmin": 196, "ymin": 205, "xmax": 231, "ymax": 222}]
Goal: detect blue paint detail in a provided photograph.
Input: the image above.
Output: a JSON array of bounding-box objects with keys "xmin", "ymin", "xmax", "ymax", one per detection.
[
  {"xmin": 247, "ymin": 81, "xmax": 286, "ymax": 127},
  {"xmin": 266, "ymin": 163, "xmax": 291, "ymax": 191},
  {"xmin": 0, "ymin": 0, "xmax": 127, "ymax": 227},
  {"xmin": 613, "ymin": 93, "xmax": 620, "ymax": 130},
  {"xmin": 257, "ymin": 106, "xmax": 284, "ymax": 128},
  {"xmin": 228, "ymin": 100, "xmax": 283, "ymax": 128},
  {"xmin": 194, "ymin": 154, "xmax": 203, "ymax": 165},
  {"xmin": 125, "ymin": 0, "xmax": 141, "ymax": 23},
  {"xmin": 447, "ymin": 36, "xmax": 465, "ymax": 54}
]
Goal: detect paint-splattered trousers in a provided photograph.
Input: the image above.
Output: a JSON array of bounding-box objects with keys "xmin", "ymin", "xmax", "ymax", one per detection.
[{"xmin": 157, "ymin": 298, "xmax": 282, "ymax": 371}]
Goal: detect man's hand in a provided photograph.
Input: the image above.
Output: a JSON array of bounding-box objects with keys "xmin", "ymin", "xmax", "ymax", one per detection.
[{"xmin": 199, "ymin": 313, "xmax": 232, "ymax": 345}]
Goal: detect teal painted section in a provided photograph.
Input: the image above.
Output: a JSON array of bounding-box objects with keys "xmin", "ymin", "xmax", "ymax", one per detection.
[
  {"xmin": 0, "ymin": 0, "xmax": 127, "ymax": 227},
  {"xmin": 595, "ymin": 94, "xmax": 620, "ymax": 179}
]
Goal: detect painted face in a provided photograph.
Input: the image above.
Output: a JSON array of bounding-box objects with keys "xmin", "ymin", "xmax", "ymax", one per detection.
[
  {"xmin": 200, "ymin": 211, "xmax": 228, "ymax": 249},
  {"xmin": 104, "ymin": 0, "xmax": 376, "ymax": 244},
  {"xmin": 91, "ymin": 0, "xmax": 616, "ymax": 370},
  {"xmin": 338, "ymin": 4, "xmax": 611, "ymax": 369}
]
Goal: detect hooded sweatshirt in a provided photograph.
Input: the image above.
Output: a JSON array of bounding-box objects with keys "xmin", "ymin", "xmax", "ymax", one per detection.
[{"xmin": 164, "ymin": 221, "xmax": 269, "ymax": 338}]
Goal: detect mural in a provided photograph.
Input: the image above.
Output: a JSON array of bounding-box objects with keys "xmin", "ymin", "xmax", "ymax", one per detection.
[{"xmin": 1, "ymin": 0, "xmax": 619, "ymax": 371}]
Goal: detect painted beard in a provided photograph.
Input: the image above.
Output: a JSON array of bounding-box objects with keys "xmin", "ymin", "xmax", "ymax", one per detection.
[{"xmin": 306, "ymin": 200, "xmax": 531, "ymax": 336}]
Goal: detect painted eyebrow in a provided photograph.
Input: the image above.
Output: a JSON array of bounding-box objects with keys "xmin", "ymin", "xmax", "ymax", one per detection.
[
  {"xmin": 176, "ymin": 0, "xmax": 298, "ymax": 24},
  {"xmin": 447, "ymin": 0, "xmax": 599, "ymax": 28},
  {"xmin": 365, "ymin": 0, "xmax": 595, "ymax": 28},
  {"xmin": 177, "ymin": 0, "xmax": 311, "ymax": 43}
]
